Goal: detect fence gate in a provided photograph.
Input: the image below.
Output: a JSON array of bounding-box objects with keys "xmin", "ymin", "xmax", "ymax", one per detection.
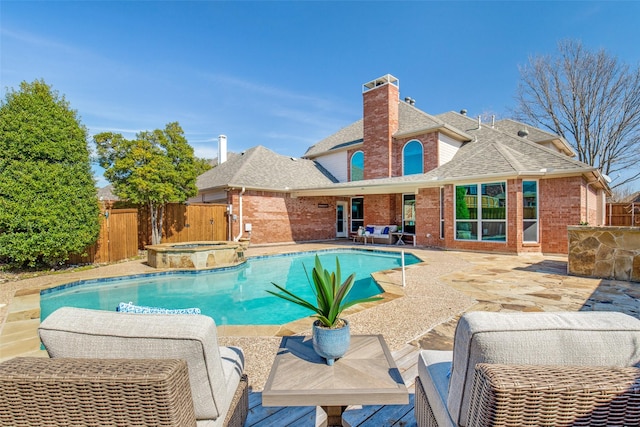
[{"xmin": 68, "ymin": 208, "xmax": 139, "ymax": 264}]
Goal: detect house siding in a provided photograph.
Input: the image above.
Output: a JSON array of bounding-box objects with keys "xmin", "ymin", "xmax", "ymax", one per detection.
[
  {"xmin": 316, "ymin": 150, "xmax": 348, "ymax": 183},
  {"xmin": 438, "ymin": 133, "xmax": 462, "ymax": 166}
]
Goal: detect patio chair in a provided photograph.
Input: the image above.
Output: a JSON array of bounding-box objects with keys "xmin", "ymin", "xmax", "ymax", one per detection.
[
  {"xmin": 28, "ymin": 306, "xmax": 247, "ymax": 427},
  {"xmin": 415, "ymin": 311, "xmax": 640, "ymax": 427}
]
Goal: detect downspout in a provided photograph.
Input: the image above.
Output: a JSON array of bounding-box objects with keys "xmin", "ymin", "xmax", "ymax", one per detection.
[{"xmin": 234, "ymin": 187, "xmax": 246, "ymax": 241}]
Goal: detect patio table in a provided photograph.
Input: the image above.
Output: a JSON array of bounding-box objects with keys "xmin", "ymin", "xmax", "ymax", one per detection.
[{"xmin": 262, "ymin": 335, "xmax": 408, "ymax": 427}]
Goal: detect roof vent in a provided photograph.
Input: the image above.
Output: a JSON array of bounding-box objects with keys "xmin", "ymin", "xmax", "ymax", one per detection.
[
  {"xmin": 460, "ymin": 109, "xmax": 467, "ymax": 116},
  {"xmin": 518, "ymin": 128, "xmax": 529, "ymax": 138},
  {"xmin": 404, "ymin": 97, "xmax": 416, "ymax": 106}
]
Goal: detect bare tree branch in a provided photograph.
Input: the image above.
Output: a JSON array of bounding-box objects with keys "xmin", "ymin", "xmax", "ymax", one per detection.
[{"xmin": 514, "ymin": 40, "xmax": 640, "ymax": 189}]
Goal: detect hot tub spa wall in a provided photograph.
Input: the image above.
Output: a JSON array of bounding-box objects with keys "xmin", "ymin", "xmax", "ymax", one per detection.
[
  {"xmin": 147, "ymin": 242, "xmax": 245, "ymax": 269},
  {"xmin": 568, "ymin": 226, "xmax": 640, "ymax": 282}
]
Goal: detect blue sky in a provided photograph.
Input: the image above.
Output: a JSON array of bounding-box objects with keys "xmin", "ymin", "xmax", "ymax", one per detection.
[{"xmin": 2, "ymin": 1, "xmax": 640, "ymax": 189}]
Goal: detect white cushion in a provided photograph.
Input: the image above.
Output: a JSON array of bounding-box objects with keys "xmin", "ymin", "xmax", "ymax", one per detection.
[
  {"xmin": 39, "ymin": 307, "xmax": 245, "ymax": 422},
  {"xmin": 417, "ymin": 350, "xmax": 455, "ymax": 427},
  {"xmin": 448, "ymin": 311, "xmax": 640, "ymax": 426}
]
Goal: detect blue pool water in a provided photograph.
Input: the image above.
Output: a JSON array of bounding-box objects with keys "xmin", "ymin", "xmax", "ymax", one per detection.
[{"xmin": 41, "ymin": 249, "xmax": 421, "ymax": 325}]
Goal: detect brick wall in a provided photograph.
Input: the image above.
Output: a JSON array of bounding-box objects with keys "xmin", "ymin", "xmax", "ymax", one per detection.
[
  {"xmin": 415, "ymin": 187, "xmax": 443, "ymax": 247},
  {"xmin": 393, "ymin": 132, "xmax": 439, "ymax": 176},
  {"xmin": 363, "ymin": 82, "xmax": 399, "ymax": 179},
  {"xmin": 363, "ymin": 194, "xmax": 396, "ymax": 225},
  {"xmin": 228, "ymin": 190, "xmax": 339, "ymax": 244},
  {"xmin": 539, "ymin": 176, "xmax": 583, "ymax": 254}
]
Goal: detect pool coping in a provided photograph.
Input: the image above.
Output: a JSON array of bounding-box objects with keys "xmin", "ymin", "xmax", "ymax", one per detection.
[{"xmin": 2, "ymin": 245, "xmax": 425, "ymax": 360}]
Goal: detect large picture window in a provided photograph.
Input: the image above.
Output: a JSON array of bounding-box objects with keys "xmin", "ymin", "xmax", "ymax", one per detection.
[
  {"xmin": 350, "ymin": 151, "xmax": 364, "ymax": 181},
  {"xmin": 523, "ymin": 180, "xmax": 538, "ymax": 242},
  {"xmin": 455, "ymin": 182, "xmax": 506, "ymax": 241},
  {"xmin": 403, "ymin": 194, "xmax": 416, "ymax": 234},
  {"xmin": 403, "ymin": 140, "xmax": 423, "ymax": 175},
  {"xmin": 351, "ymin": 197, "xmax": 364, "ymax": 232}
]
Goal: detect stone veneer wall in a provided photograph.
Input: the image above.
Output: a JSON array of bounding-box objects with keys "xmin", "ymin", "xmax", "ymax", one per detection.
[{"xmin": 568, "ymin": 226, "xmax": 640, "ymax": 282}]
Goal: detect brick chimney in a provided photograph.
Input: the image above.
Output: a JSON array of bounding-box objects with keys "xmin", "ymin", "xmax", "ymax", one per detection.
[{"xmin": 362, "ymin": 74, "xmax": 399, "ymax": 179}]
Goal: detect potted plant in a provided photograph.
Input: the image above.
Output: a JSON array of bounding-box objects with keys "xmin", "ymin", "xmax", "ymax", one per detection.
[{"xmin": 267, "ymin": 255, "xmax": 382, "ymax": 365}]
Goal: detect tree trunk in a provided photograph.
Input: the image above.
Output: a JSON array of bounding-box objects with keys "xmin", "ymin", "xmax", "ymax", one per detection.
[{"xmin": 149, "ymin": 202, "xmax": 165, "ymax": 245}]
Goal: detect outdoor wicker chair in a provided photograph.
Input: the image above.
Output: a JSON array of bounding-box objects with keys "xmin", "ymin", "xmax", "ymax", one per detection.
[
  {"xmin": 28, "ymin": 306, "xmax": 248, "ymax": 427},
  {"xmin": 415, "ymin": 311, "xmax": 640, "ymax": 427}
]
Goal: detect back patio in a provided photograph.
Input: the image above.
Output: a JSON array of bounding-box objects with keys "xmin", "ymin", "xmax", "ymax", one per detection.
[{"xmin": 1, "ymin": 242, "xmax": 638, "ymax": 425}]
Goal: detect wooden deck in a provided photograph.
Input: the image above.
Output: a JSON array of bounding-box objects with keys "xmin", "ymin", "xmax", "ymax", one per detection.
[{"xmin": 245, "ymin": 344, "xmax": 420, "ymax": 426}]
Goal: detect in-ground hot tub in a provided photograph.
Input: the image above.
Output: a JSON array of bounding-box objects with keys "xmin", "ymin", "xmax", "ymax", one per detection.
[{"xmin": 146, "ymin": 241, "xmax": 246, "ymax": 269}]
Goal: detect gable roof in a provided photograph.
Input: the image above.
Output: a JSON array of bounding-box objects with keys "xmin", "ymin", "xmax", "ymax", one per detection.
[
  {"xmin": 493, "ymin": 118, "xmax": 576, "ymax": 156},
  {"xmin": 291, "ymin": 111, "xmax": 602, "ymax": 197},
  {"xmin": 303, "ymin": 102, "xmax": 473, "ymax": 159},
  {"xmin": 196, "ymin": 145, "xmax": 337, "ymax": 192}
]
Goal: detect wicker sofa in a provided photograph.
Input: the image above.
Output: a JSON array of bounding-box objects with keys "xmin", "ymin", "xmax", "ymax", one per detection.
[
  {"xmin": 363, "ymin": 224, "xmax": 398, "ymax": 243},
  {"xmin": 0, "ymin": 307, "xmax": 248, "ymax": 427},
  {"xmin": 415, "ymin": 311, "xmax": 640, "ymax": 427}
]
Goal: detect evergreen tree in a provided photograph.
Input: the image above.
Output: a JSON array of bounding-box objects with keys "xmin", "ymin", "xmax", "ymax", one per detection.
[{"xmin": 0, "ymin": 80, "xmax": 101, "ymax": 267}]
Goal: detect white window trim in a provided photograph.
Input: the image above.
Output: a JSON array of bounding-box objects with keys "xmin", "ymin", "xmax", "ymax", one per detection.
[
  {"xmin": 350, "ymin": 196, "xmax": 364, "ymax": 233},
  {"xmin": 439, "ymin": 187, "xmax": 445, "ymax": 239},
  {"xmin": 402, "ymin": 139, "xmax": 424, "ymax": 176},
  {"xmin": 522, "ymin": 179, "xmax": 539, "ymax": 243},
  {"xmin": 350, "ymin": 151, "xmax": 364, "ymax": 182},
  {"xmin": 454, "ymin": 182, "xmax": 508, "ymax": 243}
]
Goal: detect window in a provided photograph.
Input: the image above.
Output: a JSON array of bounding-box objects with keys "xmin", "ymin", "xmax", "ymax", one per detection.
[
  {"xmin": 403, "ymin": 140, "xmax": 423, "ymax": 175},
  {"xmin": 350, "ymin": 151, "xmax": 364, "ymax": 181},
  {"xmin": 455, "ymin": 182, "xmax": 506, "ymax": 241},
  {"xmin": 403, "ymin": 194, "xmax": 416, "ymax": 234},
  {"xmin": 351, "ymin": 197, "xmax": 364, "ymax": 232},
  {"xmin": 440, "ymin": 187, "xmax": 445, "ymax": 239},
  {"xmin": 523, "ymin": 180, "xmax": 538, "ymax": 242}
]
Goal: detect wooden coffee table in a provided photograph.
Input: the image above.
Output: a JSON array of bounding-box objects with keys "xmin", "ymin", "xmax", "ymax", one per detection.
[{"xmin": 262, "ymin": 335, "xmax": 408, "ymax": 427}]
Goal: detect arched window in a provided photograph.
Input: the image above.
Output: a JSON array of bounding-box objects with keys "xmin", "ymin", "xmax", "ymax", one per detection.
[
  {"xmin": 403, "ymin": 140, "xmax": 423, "ymax": 175},
  {"xmin": 350, "ymin": 151, "xmax": 364, "ymax": 181}
]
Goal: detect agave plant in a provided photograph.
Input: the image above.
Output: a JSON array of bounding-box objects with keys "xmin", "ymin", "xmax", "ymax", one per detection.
[{"xmin": 267, "ymin": 255, "xmax": 383, "ymax": 328}]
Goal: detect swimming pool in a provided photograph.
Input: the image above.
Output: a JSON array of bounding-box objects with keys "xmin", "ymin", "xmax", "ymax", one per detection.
[{"xmin": 41, "ymin": 249, "xmax": 421, "ymax": 326}]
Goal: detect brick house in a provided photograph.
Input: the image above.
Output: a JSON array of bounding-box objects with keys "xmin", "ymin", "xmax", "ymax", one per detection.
[{"xmin": 192, "ymin": 74, "xmax": 610, "ymax": 254}]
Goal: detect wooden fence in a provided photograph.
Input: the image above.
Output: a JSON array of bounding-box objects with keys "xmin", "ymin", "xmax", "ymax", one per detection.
[
  {"xmin": 67, "ymin": 203, "xmax": 228, "ymax": 264},
  {"xmin": 68, "ymin": 209, "xmax": 139, "ymax": 264},
  {"xmin": 606, "ymin": 203, "xmax": 640, "ymax": 226},
  {"xmin": 138, "ymin": 203, "xmax": 229, "ymax": 248}
]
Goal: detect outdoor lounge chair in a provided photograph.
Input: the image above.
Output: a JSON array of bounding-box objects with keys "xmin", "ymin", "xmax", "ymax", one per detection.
[
  {"xmin": 415, "ymin": 311, "xmax": 640, "ymax": 427},
  {"xmin": 1, "ymin": 307, "xmax": 248, "ymax": 427}
]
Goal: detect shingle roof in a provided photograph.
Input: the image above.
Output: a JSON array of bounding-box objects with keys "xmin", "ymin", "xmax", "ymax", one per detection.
[
  {"xmin": 303, "ymin": 119, "xmax": 363, "ymax": 158},
  {"xmin": 303, "ymin": 102, "xmax": 474, "ymax": 159},
  {"xmin": 196, "ymin": 145, "xmax": 337, "ymax": 191},
  {"xmin": 293, "ymin": 111, "xmax": 596, "ymax": 194},
  {"xmin": 97, "ymin": 185, "xmax": 119, "ymax": 201}
]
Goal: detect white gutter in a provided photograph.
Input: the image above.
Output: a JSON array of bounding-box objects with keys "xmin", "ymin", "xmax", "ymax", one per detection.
[{"xmin": 233, "ymin": 187, "xmax": 246, "ymax": 241}]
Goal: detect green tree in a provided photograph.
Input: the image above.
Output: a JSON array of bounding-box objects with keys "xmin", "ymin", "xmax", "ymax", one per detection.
[
  {"xmin": 95, "ymin": 122, "xmax": 199, "ymax": 244},
  {"xmin": 0, "ymin": 80, "xmax": 101, "ymax": 267},
  {"xmin": 194, "ymin": 156, "xmax": 212, "ymax": 176}
]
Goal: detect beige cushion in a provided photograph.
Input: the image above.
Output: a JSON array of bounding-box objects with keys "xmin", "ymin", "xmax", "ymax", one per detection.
[
  {"xmin": 417, "ymin": 350, "xmax": 455, "ymax": 427},
  {"xmin": 448, "ymin": 311, "xmax": 640, "ymax": 426},
  {"xmin": 38, "ymin": 307, "xmax": 244, "ymax": 423}
]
